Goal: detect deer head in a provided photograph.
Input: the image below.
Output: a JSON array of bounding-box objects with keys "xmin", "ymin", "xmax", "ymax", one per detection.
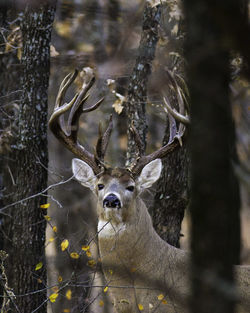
[
  {"xmin": 72, "ymin": 158, "xmax": 162, "ymax": 225},
  {"xmin": 49, "ymin": 67, "xmax": 187, "ymax": 227}
]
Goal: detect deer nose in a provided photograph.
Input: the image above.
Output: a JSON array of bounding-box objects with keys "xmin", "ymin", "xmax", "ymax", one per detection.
[{"xmin": 103, "ymin": 193, "xmax": 121, "ymax": 209}]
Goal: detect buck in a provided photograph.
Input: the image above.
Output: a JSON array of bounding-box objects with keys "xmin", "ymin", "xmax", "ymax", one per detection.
[{"xmin": 49, "ymin": 68, "xmax": 250, "ymax": 313}]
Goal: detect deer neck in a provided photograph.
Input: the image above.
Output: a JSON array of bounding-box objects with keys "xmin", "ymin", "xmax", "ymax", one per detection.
[{"xmin": 97, "ymin": 197, "xmax": 177, "ymax": 264}]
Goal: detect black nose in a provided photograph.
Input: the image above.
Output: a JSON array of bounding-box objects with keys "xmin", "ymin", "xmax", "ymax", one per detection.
[{"xmin": 103, "ymin": 193, "xmax": 121, "ymax": 209}]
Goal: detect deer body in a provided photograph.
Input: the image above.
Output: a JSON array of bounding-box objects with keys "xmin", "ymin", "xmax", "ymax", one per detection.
[
  {"xmin": 73, "ymin": 160, "xmax": 190, "ymax": 312},
  {"xmin": 50, "ymin": 69, "xmax": 250, "ymax": 313},
  {"xmin": 73, "ymin": 159, "xmax": 250, "ymax": 313},
  {"xmin": 98, "ymin": 197, "xmax": 189, "ymax": 313}
]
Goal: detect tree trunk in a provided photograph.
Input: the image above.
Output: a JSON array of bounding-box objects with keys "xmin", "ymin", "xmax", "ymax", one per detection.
[
  {"xmin": 2, "ymin": 2, "xmax": 56, "ymax": 312},
  {"xmin": 183, "ymin": 1, "xmax": 241, "ymax": 312},
  {"xmin": 153, "ymin": 138, "xmax": 188, "ymax": 247},
  {"xmin": 152, "ymin": 3, "xmax": 188, "ymax": 248},
  {"xmin": 126, "ymin": 2, "xmax": 161, "ymax": 166},
  {"xmin": 0, "ymin": 3, "xmax": 21, "ymax": 310}
]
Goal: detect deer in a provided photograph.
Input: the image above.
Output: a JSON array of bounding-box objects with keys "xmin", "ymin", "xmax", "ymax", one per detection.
[{"xmin": 49, "ymin": 68, "xmax": 250, "ymax": 313}]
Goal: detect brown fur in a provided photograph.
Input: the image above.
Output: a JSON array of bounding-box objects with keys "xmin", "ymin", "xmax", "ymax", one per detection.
[
  {"xmin": 96, "ymin": 175, "xmax": 250, "ymax": 313},
  {"xmin": 72, "ymin": 159, "xmax": 250, "ymax": 313}
]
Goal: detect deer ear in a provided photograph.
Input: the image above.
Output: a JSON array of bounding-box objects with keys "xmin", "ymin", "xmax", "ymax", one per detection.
[
  {"xmin": 137, "ymin": 159, "xmax": 162, "ymax": 190},
  {"xmin": 72, "ymin": 158, "xmax": 97, "ymax": 190}
]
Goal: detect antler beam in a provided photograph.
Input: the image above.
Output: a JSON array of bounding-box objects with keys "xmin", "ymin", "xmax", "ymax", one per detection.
[
  {"xmin": 130, "ymin": 87, "xmax": 189, "ymax": 176},
  {"xmin": 49, "ymin": 68, "xmax": 112, "ymax": 174}
]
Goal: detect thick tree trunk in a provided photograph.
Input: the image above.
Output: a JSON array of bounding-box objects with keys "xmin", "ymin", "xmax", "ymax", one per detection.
[
  {"xmin": 153, "ymin": 139, "xmax": 188, "ymax": 247},
  {"xmin": 2, "ymin": 2, "xmax": 56, "ymax": 312},
  {"xmin": 0, "ymin": 3, "xmax": 21, "ymax": 310},
  {"xmin": 126, "ymin": 2, "xmax": 161, "ymax": 166},
  {"xmin": 183, "ymin": 1, "xmax": 241, "ymax": 312},
  {"xmin": 152, "ymin": 3, "xmax": 188, "ymax": 248}
]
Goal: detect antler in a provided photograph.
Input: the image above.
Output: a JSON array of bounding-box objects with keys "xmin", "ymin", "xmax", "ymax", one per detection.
[
  {"xmin": 49, "ymin": 67, "xmax": 112, "ymax": 175},
  {"xmin": 129, "ymin": 88, "xmax": 189, "ymax": 177}
]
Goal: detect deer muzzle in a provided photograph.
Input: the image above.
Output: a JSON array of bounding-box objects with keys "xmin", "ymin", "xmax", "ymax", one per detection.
[{"xmin": 103, "ymin": 193, "xmax": 121, "ymax": 209}]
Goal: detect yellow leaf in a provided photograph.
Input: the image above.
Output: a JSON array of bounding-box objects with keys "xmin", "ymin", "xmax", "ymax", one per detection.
[
  {"xmin": 77, "ymin": 42, "xmax": 94, "ymax": 53},
  {"xmin": 63, "ymin": 310, "xmax": 70, "ymax": 313},
  {"xmin": 108, "ymin": 269, "xmax": 113, "ymax": 275},
  {"xmin": 44, "ymin": 215, "xmax": 51, "ymax": 221},
  {"xmin": 87, "ymin": 259, "xmax": 96, "ymax": 267},
  {"xmin": 61, "ymin": 239, "xmax": 69, "ymax": 251},
  {"xmin": 86, "ymin": 250, "xmax": 91, "ymax": 258},
  {"xmin": 58, "ymin": 276, "xmax": 63, "ymax": 283},
  {"xmin": 138, "ymin": 304, "xmax": 144, "ymax": 311},
  {"xmin": 49, "ymin": 293, "xmax": 58, "ymax": 303},
  {"xmin": 35, "ymin": 262, "xmax": 43, "ymax": 271},
  {"xmin": 130, "ymin": 267, "xmax": 136, "ymax": 273},
  {"xmin": 81, "ymin": 245, "xmax": 90, "ymax": 251},
  {"xmin": 53, "ymin": 226, "xmax": 58, "ymax": 233},
  {"xmin": 17, "ymin": 47, "xmax": 22, "ymax": 60},
  {"xmin": 157, "ymin": 294, "xmax": 164, "ymax": 301},
  {"xmin": 54, "ymin": 21, "xmax": 71, "ymax": 38},
  {"xmin": 49, "ymin": 237, "xmax": 55, "ymax": 242},
  {"xmin": 103, "ymin": 286, "xmax": 108, "ymax": 293},
  {"xmin": 37, "ymin": 278, "xmax": 42, "ymax": 283},
  {"xmin": 99, "ymin": 300, "xmax": 104, "ymax": 307},
  {"xmin": 40, "ymin": 203, "xmax": 50, "ymax": 209},
  {"xmin": 52, "ymin": 286, "xmax": 59, "ymax": 293},
  {"xmin": 66, "ymin": 289, "xmax": 72, "ymax": 300},
  {"xmin": 70, "ymin": 252, "xmax": 79, "ymax": 259},
  {"xmin": 5, "ymin": 42, "xmax": 12, "ymax": 53},
  {"xmin": 162, "ymin": 299, "xmax": 168, "ymax": 304}
]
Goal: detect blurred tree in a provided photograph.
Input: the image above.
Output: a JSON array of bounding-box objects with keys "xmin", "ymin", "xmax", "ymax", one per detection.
[
  {"xmin": 2, "ymin": 1, "xmax": 56, "ymax": 312},
  {"xmin": 183, "ymin": 0, "xmax": 245, "ymax": 312}
]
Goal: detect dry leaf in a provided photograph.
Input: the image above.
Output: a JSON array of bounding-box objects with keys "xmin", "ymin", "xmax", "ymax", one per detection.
[
  {"xmin": 50, "ymin": 45, "xmax": 59, "ymax": 57},
  {"xmin": 112, "ymin": 93, "xmax": 125, "ymax": 114}
]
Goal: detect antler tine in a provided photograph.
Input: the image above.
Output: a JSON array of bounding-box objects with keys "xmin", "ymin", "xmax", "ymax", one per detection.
[
  {"xmin": 131, "ymin": 139, "xmax": 179, "ymax": 176},
  {"xmin": 96, "ymin": 115, "xmax": 113, "ymax": 163},
  {"xmin": 130, "ymin": 87, "xmax": 189, "ymax": 176},
  {"xmin": 55, "ymin": 70, "xmax": 78, "ymax": 110},
  {"xmin": 49, "ymin": 68, "xmax": 104, "ymax": 175},
  {"xmin": 163, "ymin": 95, "xmax": 190, "ymax": 125}
]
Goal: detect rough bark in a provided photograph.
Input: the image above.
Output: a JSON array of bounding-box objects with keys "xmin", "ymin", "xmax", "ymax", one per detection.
[
  {"xmin": 153, "ymin": 139, "xmax": 188, "ymax": 248},
  {"xmin": 126, "ymin": 2, "xmax": 161, "ymax": 166},
  {"xmin": 183, "ymin": 1, "xmax": 241, "ymax": 312},
  {"xmin": 2, "ymin": 2, "xmax": 56, "ymax": 312},
  {"xmin": 0, "ymin": 3, "xmax": 21, "ymax": 310},
  {"xmin": 152, "ymin": 4, "xmax": 188, "ymax": 248}
]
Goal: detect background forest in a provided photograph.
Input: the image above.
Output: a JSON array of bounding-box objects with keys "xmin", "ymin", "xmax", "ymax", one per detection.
[{"xmin": 0, "ymin": 0, "xmax": 250, "ymax": 313}]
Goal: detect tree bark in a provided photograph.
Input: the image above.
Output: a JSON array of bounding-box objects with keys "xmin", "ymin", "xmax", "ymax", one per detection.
[
  {"xmin": 2, "ymin": 2, "xmax": 56, "ymax": 312},
  {"xmin": 183, "ymin": 1, "xmax": 241, "ymax": 312},
  {"xmin": 152, "ymin": 3, "xmax": 188, "ymax": 248},
  {"xmin": 153, "ymin": 139, "xmax": 188, "ymax": 247},
  {"xmin": 0, "ymin": 3, "xmax": 21, "ymax": 310},
  {"xmin": 126, "ymin": 2, "xmax": 161, "ymax": 166}
]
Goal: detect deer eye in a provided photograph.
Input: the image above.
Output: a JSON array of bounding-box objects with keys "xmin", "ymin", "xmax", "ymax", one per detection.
[
  {"xmin": 97, "ymin": 184, "xmax": 104, "ymax": 190},
  {"xmin": 126, "ymin": 186, "xmax": 135, "ymax": 192}
]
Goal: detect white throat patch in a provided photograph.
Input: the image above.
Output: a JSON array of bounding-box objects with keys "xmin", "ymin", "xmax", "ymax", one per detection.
[{"xmin": 98, "ymin": 220, "xmax": 126, "ymax": 238}]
